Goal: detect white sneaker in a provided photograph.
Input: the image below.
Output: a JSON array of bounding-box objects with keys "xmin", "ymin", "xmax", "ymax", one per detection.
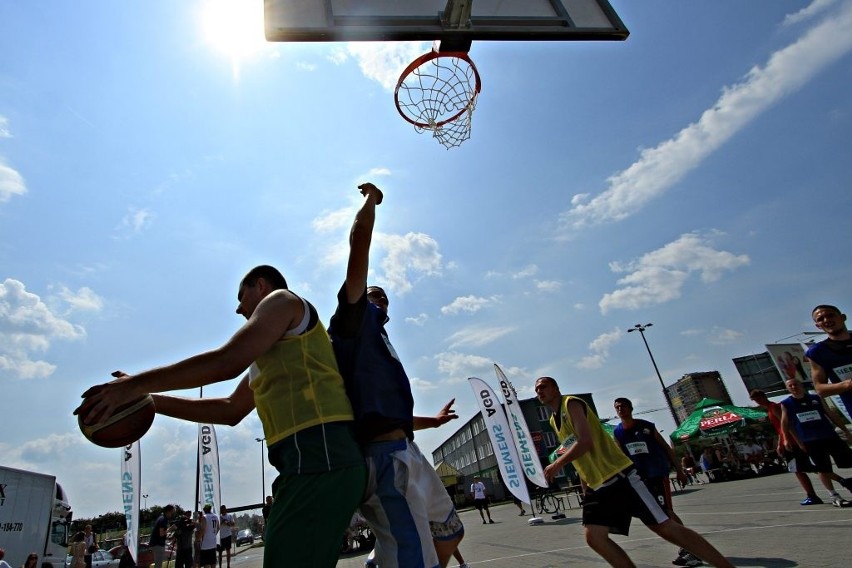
[
  {"xmin": 832, "ymin": 495, "xmax": 851, "ymax": 508},
  {"xmin": 459, "ymin": 564, "xmax": 469, "ymax": 568}
]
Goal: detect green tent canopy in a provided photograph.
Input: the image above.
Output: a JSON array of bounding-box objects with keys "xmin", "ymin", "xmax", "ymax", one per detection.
[{"xmin": 670, "ymin": 398, "xmax": 768, "ymax": 442}]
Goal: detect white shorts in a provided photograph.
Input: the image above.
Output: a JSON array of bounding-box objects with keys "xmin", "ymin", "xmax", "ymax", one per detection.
[{"xmin": 359, "ymin": 438, "xmax": 464, "ymax": 568}]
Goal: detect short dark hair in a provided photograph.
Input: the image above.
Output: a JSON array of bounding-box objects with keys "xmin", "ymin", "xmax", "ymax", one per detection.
[
  {"xmin": 163, "ymin": 504, "xmax": 175, "ymax": 513},
  {"xmin": 241, "ymin": 265, "xmax": 288, "ymax": 291},
  {"xmin": 812, "ymin": 304, "xmax": 841, "ymax": 316},
  {"xmin": 748, "ymin": 388, "xmax": 765, "ymax": 399},
  {"xmin": 614, "ymin": 397, "xmax": 633, "ymax": 409},
  {"xmin": 535, "ymin": 376, "xmax": 559, "ymax": 389}
]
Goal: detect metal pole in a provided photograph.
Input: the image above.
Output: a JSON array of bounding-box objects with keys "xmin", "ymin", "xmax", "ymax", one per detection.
[
  {"xmin": 628, "ymin": 324, "xmax": 680, "ymax": 426},
  {"xmin": 256, "ymin": 438, "xmax": 266, "ymax": 503}
]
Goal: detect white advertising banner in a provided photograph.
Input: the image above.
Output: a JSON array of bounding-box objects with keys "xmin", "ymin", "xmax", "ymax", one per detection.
[
  {"xmin": 493, "ymin": 364, "xmax": 548, "ymax": 488},
  {"xmin": 198, "ymin": 424, "xmax": 221, "ymax": 515},
  {"xmin": 120, "ymin": 441, "xmax": 141, "ymax": 562},
  {"xmin": 468, "ymin": 377, "xmax": 532, "ymax": 506}
]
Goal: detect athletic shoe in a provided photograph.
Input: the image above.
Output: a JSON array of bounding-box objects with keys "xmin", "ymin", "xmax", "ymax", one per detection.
[
  {"xmin": 459, "ymin": 564, "xmax": 469, "ymax": 568},
  {"xmin": 482, "ymin": 520, "xmax": 486, "ymax": 524},
  {"xmin": 518, "ymin": 510, "xmax": 525, "ymax": 516},
  {"xmin": 832, "ymin": 496, "xmax": 851, "ymax": 508},
  {"xmin": 488, "ymin": 519, "xmax": 495, "ymax": 524},
  {"xmin": 800, "ymin": 495, "xmax": 823, "ymax": 505},
  {"xmin": 672, "ymin": 552, "xmax": 703, "ymax": 566}
]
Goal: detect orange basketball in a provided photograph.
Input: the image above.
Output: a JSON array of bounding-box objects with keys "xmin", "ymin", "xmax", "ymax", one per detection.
[{"xmin": 78, "ymin": 395, "xmax": 156, "ymax": 448}]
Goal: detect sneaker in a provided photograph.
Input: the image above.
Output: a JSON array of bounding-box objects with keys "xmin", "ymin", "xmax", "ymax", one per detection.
[
  {"xmin": 518, "ymin": 510, "xmax": 525, "ymax": 516},
  {"xmin": 459, "ymin": 564, "xmax": 469, "ymax": 568},
  {"xmin": 672, "ymin": 553, "xmax": 703, "ymax": 566},
  {"xmin": 482, "ymin": 520, "xmax": 486, "ymax": 524},
  {"xmin": 488, "ymin": 519, "xmax": 495, "ymax": 524},
  {"xmin": 832, "ymin": 495, "xmax": 851, "ymax": 508},
  {"xmin": 800, "ymin": 495, "xmax": 824, "ymax": 505}
]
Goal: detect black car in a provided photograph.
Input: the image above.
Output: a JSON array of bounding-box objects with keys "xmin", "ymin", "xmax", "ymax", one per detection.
[{"xmin": 235, "ymin": 529, "xmax": 254, "ymax": 547}]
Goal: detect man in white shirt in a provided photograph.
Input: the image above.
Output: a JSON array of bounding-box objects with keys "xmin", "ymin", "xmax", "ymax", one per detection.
[
  {"xmin": 218, "ymin": 505, "xmax": 234, "ymax": 568},
  {"xmin": 199, "ymin": 504, "xmax": 219, "ymax": 568},
  {"xmin": 470, "ymin": 475, "xmax": 495, "ymax": 524}
]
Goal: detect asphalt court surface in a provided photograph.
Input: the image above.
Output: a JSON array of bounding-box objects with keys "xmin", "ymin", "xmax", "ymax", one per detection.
[{"xmin": 333, "ymin": 467, "xmax": 852, "ymax": 567}]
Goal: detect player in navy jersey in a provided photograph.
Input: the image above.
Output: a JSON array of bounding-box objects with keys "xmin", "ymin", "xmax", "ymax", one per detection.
[{"xmin": 613, "ymin": 398, "xmax": 702, "ymax": 567}]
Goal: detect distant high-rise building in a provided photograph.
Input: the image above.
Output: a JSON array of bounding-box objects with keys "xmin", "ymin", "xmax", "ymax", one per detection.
[{"xmin": 665, "ymin": 371, "xmax": 732, "ymax": 423}]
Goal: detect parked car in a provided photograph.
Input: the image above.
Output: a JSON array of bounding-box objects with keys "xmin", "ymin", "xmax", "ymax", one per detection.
[
  {"xmin": 235, "ymin": 529, "xmax": 254, "ymax": 547},
  {"xmin": 109, "ymin": 544, "xmax": 147, "ymax": 568},
  {"xmin": 67, "ymin": 549, "xmax": 121, "ymax": 568}
]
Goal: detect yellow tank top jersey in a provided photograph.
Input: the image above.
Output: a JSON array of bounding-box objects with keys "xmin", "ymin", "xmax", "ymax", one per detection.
[
  {"xmin": 549, "ymin": 395, "xmax": 632, "ymax": 489},
  {"xmin": 250, "ymin": 319, "xmax": 354, "ymax": 446}
]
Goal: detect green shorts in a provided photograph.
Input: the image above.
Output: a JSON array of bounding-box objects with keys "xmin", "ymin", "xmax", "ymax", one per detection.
[{"xmin": 264, "ymin": 422, "xmax": 367, "ymax": 567}]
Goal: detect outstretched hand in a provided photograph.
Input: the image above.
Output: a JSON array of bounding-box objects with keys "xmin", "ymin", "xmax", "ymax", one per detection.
[
  {"xmin": 434, "ymin": 398, "xmax": 458, "ymax": 426},
  {"xmin": 358, "ymin": 182, "xmax": 383, "ymax": 204},
  {"xmin": 73, "ymin": 370, "xmax": 139, "ymax": 426}
]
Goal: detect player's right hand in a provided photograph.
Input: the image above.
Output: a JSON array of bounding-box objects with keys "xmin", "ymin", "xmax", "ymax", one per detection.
[{"xmin": 358, "ymin": 182, "xmax": 383, "ymax": 204}]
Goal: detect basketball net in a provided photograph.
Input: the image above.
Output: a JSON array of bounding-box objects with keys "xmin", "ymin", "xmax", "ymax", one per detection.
[{"xmin": 394, "ymin": 47, "xmax": 481, "ymax": 149}]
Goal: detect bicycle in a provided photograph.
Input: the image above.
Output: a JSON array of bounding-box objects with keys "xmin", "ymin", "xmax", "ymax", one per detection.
[{"xmin": 534, "ymin": 487, "xmax": 565, "ymax": 517}]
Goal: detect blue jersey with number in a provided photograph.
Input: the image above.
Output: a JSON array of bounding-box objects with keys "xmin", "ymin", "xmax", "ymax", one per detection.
[
  {"xmin": 613, "ymin": 419, "xmax": 671, "ymax": 479},
  {"xmin": 781, "ymin": 394, "xmax": 836, "ymax": 442},
  {"xmin": 806, "ymin": 339, "xmax": 852, "ymax": 412}
]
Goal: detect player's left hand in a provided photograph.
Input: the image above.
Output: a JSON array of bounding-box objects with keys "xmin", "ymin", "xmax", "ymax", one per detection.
[
  {"xmin": 434, "ymin": 399, "xmax": 458, "ymax": 426},
  {"xmin": 544, "ymin": 462, "xmax": 563, "ymax": 483}
]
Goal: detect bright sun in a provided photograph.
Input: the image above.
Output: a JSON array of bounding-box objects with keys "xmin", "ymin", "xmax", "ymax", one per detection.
[{"xmin": 200, "ymin": 0, "xmax": 268, "ymax": 75}]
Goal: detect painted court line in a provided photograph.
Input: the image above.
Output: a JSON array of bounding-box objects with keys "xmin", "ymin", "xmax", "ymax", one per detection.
[{"xmin": 467, "ymin": 518, "xmax": 852, "ymax": 565}]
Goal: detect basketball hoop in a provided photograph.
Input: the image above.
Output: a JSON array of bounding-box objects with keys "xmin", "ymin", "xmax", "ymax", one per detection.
[{"xmin": 394, "ymin": 48, "xmax": 481, "ymax": 149}]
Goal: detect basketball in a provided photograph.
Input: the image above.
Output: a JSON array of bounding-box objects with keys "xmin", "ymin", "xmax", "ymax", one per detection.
[{"xmin": 78, "ymin": 394, "xmax": 156, "ymax": 448}]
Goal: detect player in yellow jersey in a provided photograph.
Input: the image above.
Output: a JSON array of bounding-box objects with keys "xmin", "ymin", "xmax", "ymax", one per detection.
[
  {"xmin": 75, "ymin": 265, "xmax": 366, "ymax": 568},
  {"xmin": 534, "ymin": 377, "xmax": 734, "ymax": 568}
]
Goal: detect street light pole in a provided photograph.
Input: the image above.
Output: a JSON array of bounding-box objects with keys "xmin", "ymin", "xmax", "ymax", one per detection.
[
  {"xmin": 255, "ymin": 437, "xmax": 266, "ymax": 503},
  {"xmin": 627, "ymin": 323, "xmax": 680, "ymax": 426},
  {"xmin": 142, "ymin": 494, "xmax": 148, "ymax": 510}
]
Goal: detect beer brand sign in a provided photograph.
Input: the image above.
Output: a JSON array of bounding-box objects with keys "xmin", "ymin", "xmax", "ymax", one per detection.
[{"xmin": 699, "ymin": 410, "xmax": 742, "ymax": 431}]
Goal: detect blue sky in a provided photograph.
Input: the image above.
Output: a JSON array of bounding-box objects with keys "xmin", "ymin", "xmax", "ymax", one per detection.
[{"xmin": 1, "ymin": 0, "xmax": 851, "ymax": 519}]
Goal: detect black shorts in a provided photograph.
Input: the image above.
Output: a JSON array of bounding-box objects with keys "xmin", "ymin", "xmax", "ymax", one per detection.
[
  {"xmin": 643, "ymin": 476, "xmax": 673, "ymax": 512},
  {"xmin": 804, "ymin": 437, "xmax": 852, "ymax": 472},
  {"xmin": 473, "ymin": 498, "xmax": 488, "ymax": 511},
  {"xmin": 218, "ymin": 536, "xmax": 232, "ymax": 550},
  {"xmin": 200, "ymin": 549, "xmax": 216, "ymax": 566},
  {"xmin": 784, "ymin": 447, "xmax": 816, "ymax": 473},
  {"xmin": 582, "ymin": 469, "xmax": 669, "ymax": 536}
]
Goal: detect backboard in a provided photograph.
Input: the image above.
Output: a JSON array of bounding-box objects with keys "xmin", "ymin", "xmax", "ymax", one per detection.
[{"xmin": 264, "ymin": 0, "xmax": 628, "ymax": 47}]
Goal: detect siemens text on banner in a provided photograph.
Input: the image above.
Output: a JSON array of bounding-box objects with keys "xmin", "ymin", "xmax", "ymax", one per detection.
[{"xmin": 468, "ymin": 376, "xmax": 532, "ymax": 505}]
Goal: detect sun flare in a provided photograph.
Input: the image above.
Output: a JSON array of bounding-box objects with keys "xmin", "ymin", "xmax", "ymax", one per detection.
[{"xmin": 200, "ymin": 0, "xmax": 268, "ymax": 77}]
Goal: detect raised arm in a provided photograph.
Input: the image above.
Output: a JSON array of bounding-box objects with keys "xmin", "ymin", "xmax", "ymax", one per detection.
[{"xmin": 344, "ymin": 183, "xmax": 384, "ymax": 304}]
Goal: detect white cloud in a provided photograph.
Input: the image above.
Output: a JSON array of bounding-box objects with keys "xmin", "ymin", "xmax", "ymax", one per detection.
[
  {"xmin": 0, "ymin": 279, "xmax": 86, "ymax": 380},
  {"xmin": 558, "ymin": 1, "xmax": 852, "ymax": 234},
  {"xmin": 405, "ymin": 313, "xmax": 429, "ymax": 326},
  {"xmin": 368, "ymin": 167, "xmax": 391, "ymax": 177},
  {"xmin": 435, "ymin": 351, "xmax": 493, "ymax": 379},
  {"xmin": 783, "ymin": 0, "xmax": 838, "ymax": 26},
  {"xmin": 512, "ymin": 265, "xmax": 539, "ymax": 279},
  {"xmin": 410, "ymin": 377, "xmax": 440, "ymax": 391},
  {"xmin": 375, "ymin": 232, "xmax": 442, "ymax": 295},
  {"xmin": 119, "ymin": 207, "xmax": 154, "ymax": 234},
  {"xmin": 296, "ymin": 61, "xmax": 316, "ymax": 71},
  {"xmin": 576, "ymin": 328, "xmax": 622, "ymax": 370},
  {"xmin": 346, "ymin": 42, "xmax": 430, "ymax": 91},
  {"xmin": 441, "ymin": 295, "xmax": 499, "ymax": 315},
  {"xmin": 535, "ymin": 280, "xmax": 562, "ymax": 292},
  {"xmin": 707, "ymin": 327, "xmax": 744, "ymax": 345},
  {"xmin": 0, "ymin": 116, "xmax": 11, "ymax": 138},
  {"xmin": 598, "ymin": 232, "xmax": 749, "ymax": 314},
  {"xmin": 0, "ymin": 159, "xmax": 26, "ymax": 202},
  {"xmin": 680, "ymin": 328, "xmax": 703, "ymax": 336},
  {"xmin": 327, "ymin": 47, "xmax": 348, "ymax": 65},
  {"xmin": 311, "ymin": 206, "xmax": 356, "ymax": 234},
  {"xmin": 446, "ymin": 325, "xmax": 514, "ymax": 349},
  {"xmin": 56, "ymin": 286, "xmax": 104, "ymax": 313}
]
